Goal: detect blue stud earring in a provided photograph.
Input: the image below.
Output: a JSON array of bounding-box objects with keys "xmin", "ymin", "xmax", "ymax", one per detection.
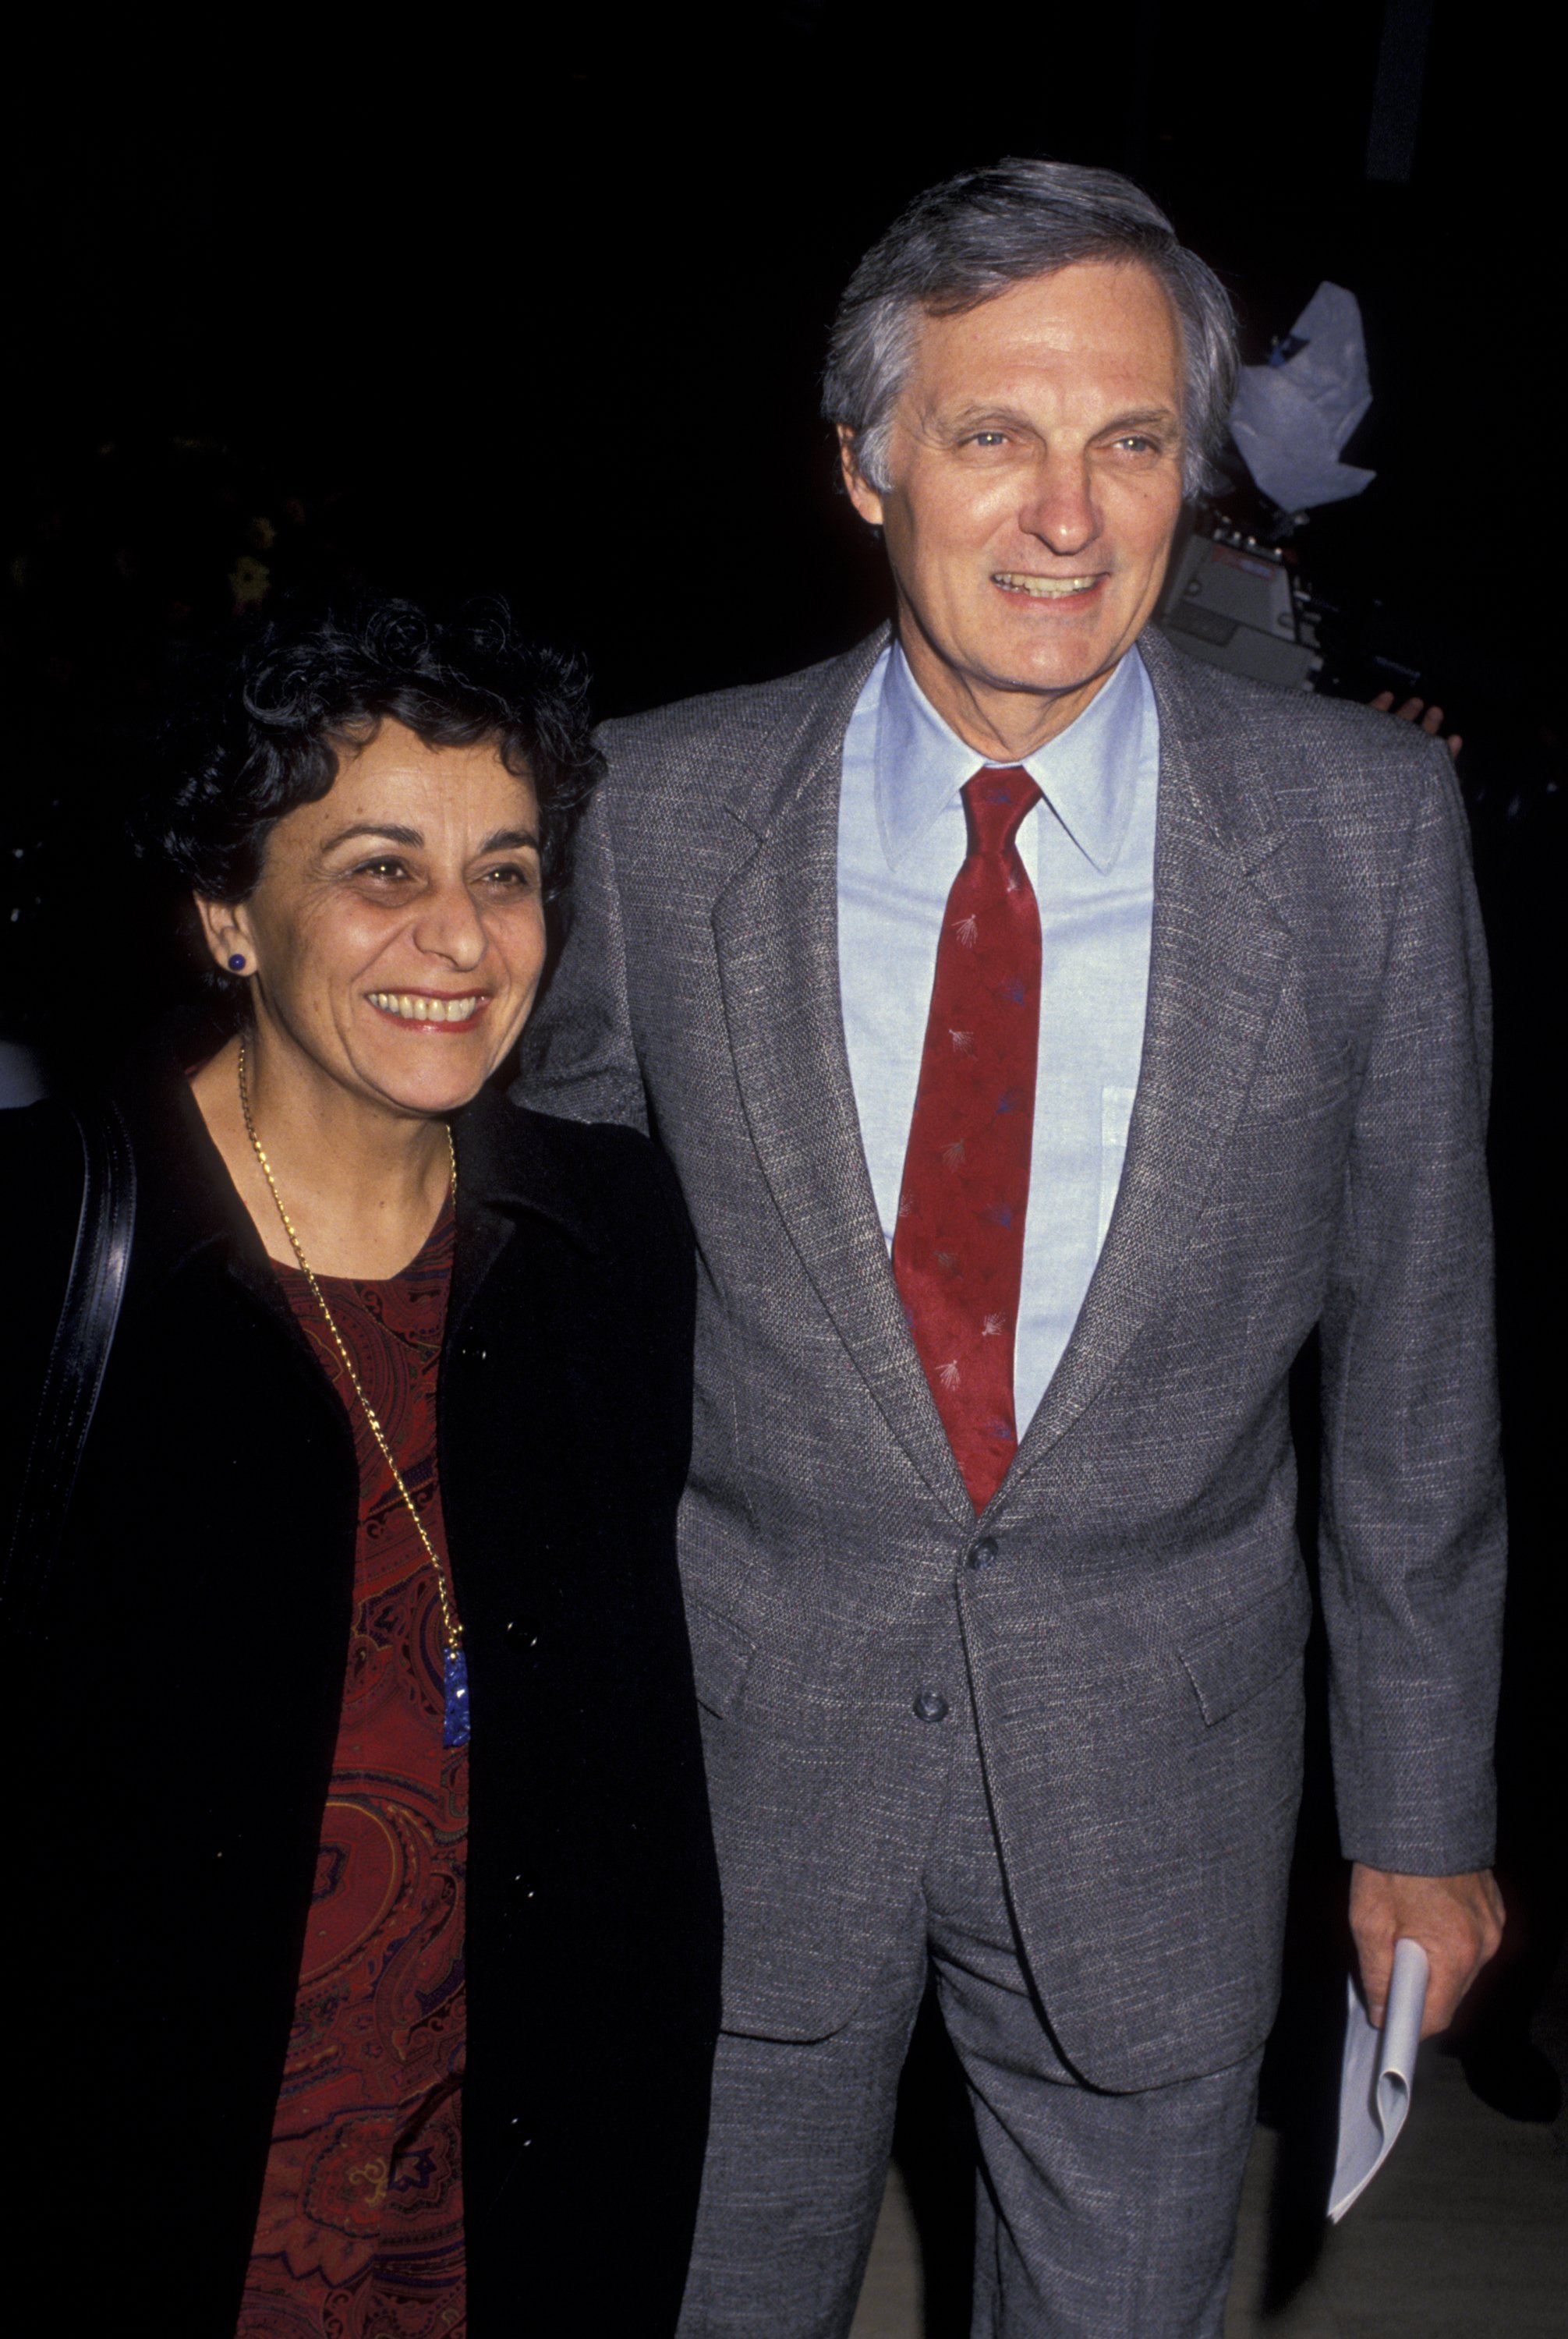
[{"xmin": 228, "ymin": 954, "xmax": 246, "ymax": 971}]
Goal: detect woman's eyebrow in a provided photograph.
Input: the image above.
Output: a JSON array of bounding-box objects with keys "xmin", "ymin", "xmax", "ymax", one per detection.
[
  {"xmin": 316, "ymin": 822, "xmax": 540, "ymax": 855},
  {"xmin": 319, "ymin": 821, "xmax": 423, "ymax": 851}
]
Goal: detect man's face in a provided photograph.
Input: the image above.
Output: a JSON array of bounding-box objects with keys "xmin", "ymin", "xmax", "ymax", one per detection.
[{"xmin": 841, "ymin": 260, "xmax": 1188, "ymax": 744}]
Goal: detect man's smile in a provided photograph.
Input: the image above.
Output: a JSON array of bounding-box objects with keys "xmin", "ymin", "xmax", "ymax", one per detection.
[{"xmin": 990, "ymin": 571, "xmax": 1107, "ymax": 600}]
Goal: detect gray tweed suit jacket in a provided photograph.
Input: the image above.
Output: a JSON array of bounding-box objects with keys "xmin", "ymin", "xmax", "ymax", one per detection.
[{"xmin": 516, "ymin": 622, "xmax": 1505, "ymax": 2091}]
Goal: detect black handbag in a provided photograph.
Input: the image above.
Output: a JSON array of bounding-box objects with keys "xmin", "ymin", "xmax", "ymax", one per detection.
[{"xmin": 0, "ymin": 1102, "xmax": 136, "ymax": 1633}]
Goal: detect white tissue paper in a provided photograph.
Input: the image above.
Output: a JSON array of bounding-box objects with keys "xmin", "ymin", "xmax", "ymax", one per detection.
[
  {"xmin": 1329, "ymin": 1935, "xmax": 1428, "ymax": 2222},
  {"xmin": 1230, "ymin": 281, "xmax": 1377, "ymax": 514}
]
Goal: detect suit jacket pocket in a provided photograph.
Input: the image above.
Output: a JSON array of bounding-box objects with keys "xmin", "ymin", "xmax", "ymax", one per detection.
[
  {"xmin": 1177, "ymin": 1573, "xmax": 1312, "ymax": 1726},
  {"xmin": 685, "ymin": 1598, "xmax": 756, "ymax": 1719}
]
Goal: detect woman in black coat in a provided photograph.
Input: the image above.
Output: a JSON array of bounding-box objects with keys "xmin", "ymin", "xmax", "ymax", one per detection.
[{"xmin": 0, "ymin": 599, "xmax": 720, "ymax": 2336}]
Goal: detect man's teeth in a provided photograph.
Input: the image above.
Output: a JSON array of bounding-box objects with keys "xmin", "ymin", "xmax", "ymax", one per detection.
[
  {"xmin": 993, "ymin": 573, "xmax": 1101, "ymax": 597},
  {"xmin": 366, "ymin": 993, "xmax": 483, "ymax": 1023}
]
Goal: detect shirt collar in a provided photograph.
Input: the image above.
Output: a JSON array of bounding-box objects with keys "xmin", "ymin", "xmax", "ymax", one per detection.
[{"xmin": 875, "ymin": 640, "xmax": 1146, "ymax": 875}]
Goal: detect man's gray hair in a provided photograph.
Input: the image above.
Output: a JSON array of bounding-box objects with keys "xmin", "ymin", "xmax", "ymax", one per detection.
[{"xmin": 823, "ymin": 157, "xmax": 1237, "ymax": 500}]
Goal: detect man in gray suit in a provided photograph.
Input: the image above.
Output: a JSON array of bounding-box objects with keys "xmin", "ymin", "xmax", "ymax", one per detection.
[{"xmin": 519, "ymin": 160, "xmax": 1505, "ymax": 2337}]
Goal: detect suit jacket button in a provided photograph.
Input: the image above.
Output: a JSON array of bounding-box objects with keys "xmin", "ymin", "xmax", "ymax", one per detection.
[
  {"xmin": 912, "ymin": 1690, "xmax": 950, "ymax": 1722},
  {"xmin": 967, "ymin": 1536, "xmax": 1000, "ymax": 1569},
  {"xmin": 505, "ymin": 1617, "xmax": 541, "ymax": 1648}
]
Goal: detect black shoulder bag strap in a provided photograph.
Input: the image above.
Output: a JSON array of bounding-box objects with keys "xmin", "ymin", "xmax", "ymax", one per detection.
[{"xmin": 1, "ymin": 1101, "xmax": 136, "ymax": 1635}]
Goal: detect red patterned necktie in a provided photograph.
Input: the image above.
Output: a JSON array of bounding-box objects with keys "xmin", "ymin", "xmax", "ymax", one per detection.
[{"xmin": 892, "ymin": 767, "xmax": 1042, "ymax": 1512}]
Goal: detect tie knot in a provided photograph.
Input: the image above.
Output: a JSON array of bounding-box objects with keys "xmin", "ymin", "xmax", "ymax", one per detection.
[{"xmin": 961, "ymin": 766, "xmax": 1040, "ymax": 858}]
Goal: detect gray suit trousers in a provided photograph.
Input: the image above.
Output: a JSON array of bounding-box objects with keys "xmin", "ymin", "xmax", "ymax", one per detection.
[{"xmin": 676, "ymin": 1693, "xmax": 1261, "ymax": 2339}]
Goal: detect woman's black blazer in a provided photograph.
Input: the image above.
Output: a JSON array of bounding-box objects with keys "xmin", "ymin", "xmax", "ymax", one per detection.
[{"xmin": 0, "ymin": 1034, "xmax": 720, "ymax": 2336}]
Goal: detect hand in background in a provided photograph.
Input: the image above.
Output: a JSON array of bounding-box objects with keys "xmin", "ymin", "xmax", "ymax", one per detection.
[
  {"xmin": 1370, "ymin": 688, "xmax": 1463, "ymax": 760},
  {"xmin": 1350, "ymin": 1862, "xmax": 1505, "ymax": 2037}
]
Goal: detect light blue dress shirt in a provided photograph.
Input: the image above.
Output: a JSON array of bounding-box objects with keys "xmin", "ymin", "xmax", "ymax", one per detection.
[{"xmin": 837, "ymin": 641, "xmax": 1159, "ymax": 1432}]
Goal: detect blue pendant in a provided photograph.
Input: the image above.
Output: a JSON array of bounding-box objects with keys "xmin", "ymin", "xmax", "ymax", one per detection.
[{"xmin": 443, "ymin": 1646, "xmax": 471, "ymax": 1748}]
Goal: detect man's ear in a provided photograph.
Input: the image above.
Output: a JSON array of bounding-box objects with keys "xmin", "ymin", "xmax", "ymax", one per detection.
[{"xmin": 837, "ymin": 425, "xmax": 887, "ymax": 529}]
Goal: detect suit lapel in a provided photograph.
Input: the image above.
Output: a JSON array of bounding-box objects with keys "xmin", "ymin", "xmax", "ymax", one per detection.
[
  {"xmin": 710, "ymin": 634, "xmax": 972, "ymax": 1520},
  {"xmin": 1005, "ymin": 631, "xmax": 1294, "ymax": 1493}
]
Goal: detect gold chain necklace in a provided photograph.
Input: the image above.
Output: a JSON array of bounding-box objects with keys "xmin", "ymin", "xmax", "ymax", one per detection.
[{"xmin": 237, "ymin": 1039, "xmax": 469, "ymax": 1746}]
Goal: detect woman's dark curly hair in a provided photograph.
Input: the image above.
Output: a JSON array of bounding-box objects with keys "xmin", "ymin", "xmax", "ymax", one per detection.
[{"xmin": 147, "ymin": 594, "xmax": 603, "ymax": 922}]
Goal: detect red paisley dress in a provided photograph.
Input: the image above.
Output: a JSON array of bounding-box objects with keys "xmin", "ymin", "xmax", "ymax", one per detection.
[{"xmin": 237, "ymin": 1202, "xmax": 467, "ymax": 2339}]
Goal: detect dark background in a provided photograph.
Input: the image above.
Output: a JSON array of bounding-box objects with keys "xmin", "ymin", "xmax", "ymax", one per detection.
[
  {"xmin": 3, "ymin": 3, "xmax": 1561, "ymax": 1042},
  {"xmin": 3, "ymin": 3, "xmax": 1559, "ymax": 735},
  {"xmin": 3, "ymin": 0, "xmax": 1563, "ymax": 2311}
]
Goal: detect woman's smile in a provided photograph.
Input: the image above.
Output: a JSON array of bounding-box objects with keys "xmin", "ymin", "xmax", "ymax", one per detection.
[{"xmin": 365, "ymin": 988, "xmax": 492, "ymax": 1029}]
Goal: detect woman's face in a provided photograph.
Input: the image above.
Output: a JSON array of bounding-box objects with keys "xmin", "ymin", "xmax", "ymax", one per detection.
[{"xmin": 199, "ymin": 720, "xmax": 547, "ymax": 1120}]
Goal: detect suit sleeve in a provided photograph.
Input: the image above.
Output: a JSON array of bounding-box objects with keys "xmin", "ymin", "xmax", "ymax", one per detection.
[
  {"xmin": 514, "ymin": 768, "xmax": 649, "ymax": 1134},
  {"xmin": 1318, "ymin": 743, "xmax": 1506, "ymax": 1876}
]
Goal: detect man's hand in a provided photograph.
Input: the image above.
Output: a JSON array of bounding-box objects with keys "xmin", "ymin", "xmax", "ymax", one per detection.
[
  {"xmin": 1369, "ymin": 688, "xmax": 1463, "ymax": 760},
  {"xmin": 1350, "ymin": 1863, "xmax": 1505, "ymax": 2037}
]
